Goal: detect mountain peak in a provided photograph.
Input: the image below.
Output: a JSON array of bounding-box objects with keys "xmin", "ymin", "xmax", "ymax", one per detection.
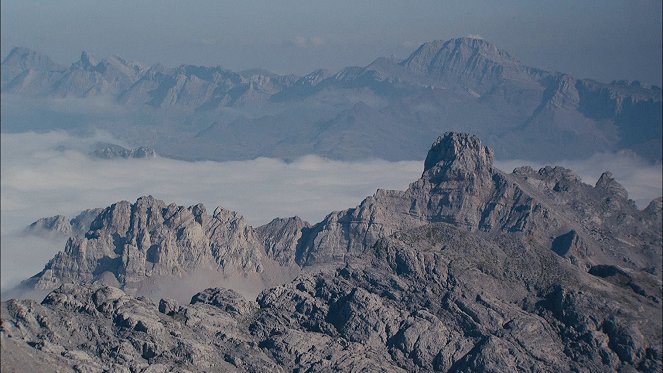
[
  {"xmin": 3, "ymin": 46, "xmax": 38, "ymax": 63},
  {"xmin": 79, "ymin": 50, "xmax": 99, "ymax": 69},
  {"xmin": 2, "ymin": 46, "xmax": 64, "ymax": 73},
  {"xmin": 423, "ymin": 132, "xmax": 493, "ymax": 180},
  {"xmin": 458, "ymin": 36, "xmax": 515, "ymax": 60},
  {"xmin": 452, "ymin": 36, "xmax": 506, "ymax": 53},
  {"xmin": 401, "ymin": 37, "xmax": 517, "ymax": 69},
  {"xmin": 400, "ymin": 37, "xmax": 525, "ymax": 94},
  {"xmin": 595, "ymin": 171, "xmax": 629, "ymax": 200}
]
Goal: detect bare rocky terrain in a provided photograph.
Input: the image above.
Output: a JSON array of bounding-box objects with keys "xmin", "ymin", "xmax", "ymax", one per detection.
[{"xmin": 2, "ymin": 132, "xmax": 661, "ymax": 372}]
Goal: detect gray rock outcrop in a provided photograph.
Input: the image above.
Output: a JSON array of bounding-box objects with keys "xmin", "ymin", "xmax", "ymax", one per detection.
[
  {"xmin": 297, "ymin": 133, "xmax": 661, "ymax": 276},
  {"xmin": 21, "ymin": 196, "xmax": 310, "ymax": 295},
  {"xmin": 256, "ymin": 216, "xmax": 310, "ymax": 266},
  {"xmin": 90, "ymin": 143, "xmax": 157, "ymax": 159}
]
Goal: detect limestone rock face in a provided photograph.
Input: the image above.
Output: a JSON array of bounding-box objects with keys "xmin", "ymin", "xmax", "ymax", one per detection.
[
  {"xmin": 509, "ymin": 165, "xmax": 661, "ymax": 272},
  {"xmin": 642, "ymin": 197, "xmax": 663, "ymax": 231},
  {"xmin": 1, "ymin": 284, "xmax": 282, "ymax": 372},
  {"xmin": 252, "ymin": 224, "xmax": 662, "ymax": 372},
  {"xmin": 256, "ymin": 217, "xmax": 310, "ymax": 266},
  {"xmin": 190, "ymin": 288, "xmax": 256, "ymax": 316},
  {"xmin": 423, "ymin": 131, "xmax": 494, "ymax": 177},
  {"xmin": 296, "ymin": 132, "xmax": 503, "ymax": 265},
  {"xmin": 595, "ymin": 171, "xmax": 630, "ymax": 201},
  {"xmin": 23, "ymin": 132, "xmax": 662, "ymax": 289},
  {"xmin": 23, "ymin": 196, "xmax": 299, "ymax": 292}
]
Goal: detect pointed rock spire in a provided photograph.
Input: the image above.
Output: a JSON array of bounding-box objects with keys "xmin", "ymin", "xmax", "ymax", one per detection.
[
  {"xmin": 79, "ymin": 50, "xmax": 99, "ymax": 69},
  {"xmin": 423, "ymin": 132, "xmax": 493, "ymax": 182},
  {"xmin": 595, "ymin": 171, "xmax": 629, "ymax": 200}
]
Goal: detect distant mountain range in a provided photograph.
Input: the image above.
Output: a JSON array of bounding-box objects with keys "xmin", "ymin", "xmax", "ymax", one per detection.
[{"xmin": 2, "ymin": 37, "xmax": 661, "ymax": 162}]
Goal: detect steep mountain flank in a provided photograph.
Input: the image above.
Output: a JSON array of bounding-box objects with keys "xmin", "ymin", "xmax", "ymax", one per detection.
[
  {"xmin": 297, "ymin": 133, "xmax": 662, "ymax": 275},
  {"xmin": 21, "ymin": 196, "xmax": 307, "ymax": 295}
]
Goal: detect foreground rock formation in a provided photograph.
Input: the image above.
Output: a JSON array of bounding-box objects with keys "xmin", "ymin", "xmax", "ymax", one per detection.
[{"xmin": 3, "ymin": 132, "xmax": 661, "ymax": 372}]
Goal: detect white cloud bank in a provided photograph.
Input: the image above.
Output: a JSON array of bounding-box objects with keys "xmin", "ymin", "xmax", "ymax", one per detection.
[{"xmin": 1, "ymin": 131, "xmax": 661, "ymax": 290}]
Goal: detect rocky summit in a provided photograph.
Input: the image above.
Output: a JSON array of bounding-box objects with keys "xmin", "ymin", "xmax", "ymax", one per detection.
[{"xmin": 3, "ymin": 133, "xmax": 662, "ymax": 372}]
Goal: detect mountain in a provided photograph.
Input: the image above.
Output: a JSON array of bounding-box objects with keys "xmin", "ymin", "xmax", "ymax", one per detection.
[
  {"xmin": 20, "ymin": 197, "xmax": 305, "ymax": 296},
  {"xmin": 90, "ymin": 142, "xmax": 157, "ymax": 159},
  {"xmin": 400, "ymin": 37, "xmax": 532, "ymax": 94},
  {"xmin": 22, "ymin": 133, "xmax": 661, "ymax": 294},
  {"xmin": 0, "ymin": 47, "xmax": 66, "ymax": 95},
  {"xmin": 3, "ymin": 133, "xmax": 661, "ymax": 372},
  {"xmin": 2, "ymin": 37, "xmax": 661, "ymax": 162},
  {"xmin": 25, "ymin": 208, "xmax": 104, "ymax": 239},
  {"xmin": 297, "ymin": 133, "xmax": 662, "ymax": 273}
]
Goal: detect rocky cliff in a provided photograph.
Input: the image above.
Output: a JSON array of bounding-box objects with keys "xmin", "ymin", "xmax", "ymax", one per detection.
[
  {"xmin": 21, "ymin": 196, "xmax": 307, "ymax": 295},
  {"xmin": 297, "ymin": 133, "xmax": 661, "ymax": 276}
]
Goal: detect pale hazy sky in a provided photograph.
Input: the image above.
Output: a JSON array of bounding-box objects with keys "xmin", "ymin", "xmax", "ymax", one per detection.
[{"xmin": 1, "ymin": 0, "xmax": 661, "ymax": 85}]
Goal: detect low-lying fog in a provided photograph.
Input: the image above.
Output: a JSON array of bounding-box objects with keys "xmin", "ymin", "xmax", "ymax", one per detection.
[{"xmin": 1, "ymin": 131, "xmax": 661, "ymax": 291}]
